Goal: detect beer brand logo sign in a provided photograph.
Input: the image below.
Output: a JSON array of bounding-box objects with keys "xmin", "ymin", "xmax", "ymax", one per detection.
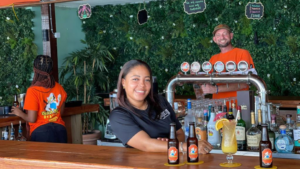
[
  {"xmin": 168, "ymin": 147, "xmax": 178, "ymax": 162},
  {"xmin": 181, "ymin": 62, "xmax": 190, "ymax": 73},
  {"xmin": 188, "ymin": 144, "xmax": 198, "ymax": 159},
  {"xmin": 262, "ymin": 148, "xmax": 272, "ymax": 165}
]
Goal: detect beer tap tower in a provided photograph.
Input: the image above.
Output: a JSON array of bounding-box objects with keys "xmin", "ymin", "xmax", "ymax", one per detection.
[{"xmin": 165, "ymin": 62, "xmax": 269, "ymax": 124}]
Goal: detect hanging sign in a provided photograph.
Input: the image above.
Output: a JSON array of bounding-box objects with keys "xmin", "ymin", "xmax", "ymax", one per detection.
[
  {"xmin": 78, "ymin": 4, "xmax": 92, "ymax": 20},
  {"xmin": 245, "ymin": 2, "xmax": 264, "ymax": 19},
  {"xmin": 183, "ymin": 0, "xmax": 206, "ymax": 15}
]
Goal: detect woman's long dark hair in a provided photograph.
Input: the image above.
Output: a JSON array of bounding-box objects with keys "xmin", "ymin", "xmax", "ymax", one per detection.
[
  {"xmin": 117, "ymin": 60, "xmax": 163, "ymax": 120},
  {"xmin": 31, "ymin": 55, "xmax": 55, "ymax": 89}
]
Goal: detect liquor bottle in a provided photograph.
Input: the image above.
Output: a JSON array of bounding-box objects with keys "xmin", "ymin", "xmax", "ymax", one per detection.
[
  {"xmin": 294, "ymin": 105, "xmax": 300, "ymax": 154},
  {"xmin": 246, "ymin": 112, "xmax": 261, "ymax": 151},
  {"xmin": 227, "ymin": 108, "xmax": 234, "ymax": 120},
  {"xmin": 259, "ymin": 124, "xmax": 273, "ymax": 168},
  {"xmin": 196, "ymin": 111, "xmax": 207, "ymax": 141},
  {"xmin": 223, "ymin": 100, "xmax": 227, "ymax": 113},
  {"xmin": 267, "ymin": 122, "xmax": 275, "ymax": 151},
  {"xmin": 207, "ymin": 111, "xmax": 221, "ymax": 148},
  {"xmin": 184, "ymin": 99, "xmax": 196, "ymax": 141},
  {"xmin": 203, "ymin": 109, "xmax": 209, "ymax": 127},
  {"xmin": 9, "ymin": 123, "xmax": 15, "ymax": 141},
  {"xmin": 187, "ymin": 122, "xmax": 198, "ymax": 163},
  {"xmin": 16, "ymin": 121, "xmax": 26, "ymax": 141},
  {"xmin": 168, "ymin": 123, "xmax": 179, "ymax": 165},
  {"xmin": 3, "ymin": 126, "xmax": 9, "ymax": 140},
  {"xmin": 236, "ymin": 106, "xmax": 246, "ymax": 151},
  {"xmin": 285, "ymin": 114, "xmax": 293, "ymax": 138},
  {"xmin": 13, "ymin": 94, "xmax": 19, "ymax": 107},
  {"xmin": 275, "ymin": 125, "xmax": 294, "ymax": 153},
  {"xmin": 270, "ymin": 114, "xmax": 279, "ymax": 138},
  {"xmin": 232, "ymin": 102, "xmax": 237, "ymax": 118},
  {"xmin": 257, "ymin": 109, "xmax": 262, "ymax": 131}
]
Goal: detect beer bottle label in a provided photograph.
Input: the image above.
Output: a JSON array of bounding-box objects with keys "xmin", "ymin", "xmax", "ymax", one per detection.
[
  {"xmin": 293, "ymin": 129, "xmax": 300, "ymax": 147},
  {"xmin": 168, "ymin": 147, "xmax": 178, "ymax": 162},
  {"xmin": 262, "ymin": 148, "xmax": 272, "ymax": 165},
  {"xmin": 188, "ymin": 144, "xmax": 198, "ymax": 160}
]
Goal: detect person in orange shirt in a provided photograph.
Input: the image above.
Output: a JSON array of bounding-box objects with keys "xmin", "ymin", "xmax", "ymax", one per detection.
[
  {"xmin": 10, "ymin": 55, "xmax": 67, "ymax": 143},
  {"xmin": 201, "ymin": 24, "xmax": 256, "ymax": 99}
]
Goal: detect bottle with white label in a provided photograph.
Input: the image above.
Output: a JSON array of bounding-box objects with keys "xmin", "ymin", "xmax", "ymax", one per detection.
[
  {"xmin": 207, "ymin": 112, "xmax": 220, "ymax": 148},
  {"xmin": 184, "ymin": 99, "xmax": 196, "ymax": 141},
  {"xmin": 236, "ymin": 106, "xmax": 246, "ymax": 151},
  {"xmin": 275, "ymin": 125, "xmax": 294, "ymax": 153},
  {"xmin": 246, "ymin": 112, "xmax": 261, "ymax": 151}
]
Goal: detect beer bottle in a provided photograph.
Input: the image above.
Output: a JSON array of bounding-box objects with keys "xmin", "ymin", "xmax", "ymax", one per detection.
[
  {"xmin": 168, "ymin": 123, "xmax": 179, "ymax": 164},
  {"xmin": 13, "ymin": 94, "xmax": 19, "ymax": 107},
  {"xmin": 187, "ymin": 122, "xmax": 198, "ymax": 163},
  {"xmin": 259, "ymin": 124, "xmax": 273, "ymax": 168}
]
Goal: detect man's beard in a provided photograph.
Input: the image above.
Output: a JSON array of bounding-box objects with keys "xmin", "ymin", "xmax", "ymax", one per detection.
[{"xmin": 217, "ymin": 41, "xmax": 230, "ymax": 48}]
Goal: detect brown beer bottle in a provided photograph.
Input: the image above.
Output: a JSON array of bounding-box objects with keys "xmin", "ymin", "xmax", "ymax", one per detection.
[
  {"xmin": 187, "ymin": 122, "xmax": 198, "ymax": 163},
  {"xmin": 168, "ymin": 123, "xmax": 179, "ymax": 164},
  {"xmin": 259, "ymin": 124, "xmax": 273, "ymax": 168},
  {"xmin": 13, "ymin": 94, "xmax": 19, "ymax": 107}
]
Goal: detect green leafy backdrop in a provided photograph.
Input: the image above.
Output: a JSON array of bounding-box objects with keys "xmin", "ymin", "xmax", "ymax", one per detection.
[
  {"xmin": 0, "ymin": 9, "xmax": 37, "ymax": 105},
  {"xmin": 82, "ymin": 0, "xmax": 300, "ymax": 96}
]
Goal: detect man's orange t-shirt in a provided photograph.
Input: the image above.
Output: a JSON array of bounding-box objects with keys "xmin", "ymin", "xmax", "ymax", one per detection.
[
  {"xmin": 209, "ymin": 48, "xmax": 255, "ymax": 99},
  {"xmin": 24, "ymin": 82, "xmax": 67, "ymax": 135}
]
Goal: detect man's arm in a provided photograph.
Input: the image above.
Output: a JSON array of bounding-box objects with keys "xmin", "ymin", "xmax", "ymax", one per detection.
[{"xmin": 201, "ymin": 83, "xmax": 248, "ymax": 94}]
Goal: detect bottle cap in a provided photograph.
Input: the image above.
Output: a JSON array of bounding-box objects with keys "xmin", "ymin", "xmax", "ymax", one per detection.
[
  {"xmin": 237, "ymin": 105, "xmax": 241, "ymax": 110},
  {"xmin": 271, "ymin": 114, "xmax": 276, "ymax": 119},
  {"xmin": 279, "ymin": 125, "xmax": 286, "ymax": 130},
  {"xmin": 286, "ymin": 114, "xmax": 292, "ymax": 118}
]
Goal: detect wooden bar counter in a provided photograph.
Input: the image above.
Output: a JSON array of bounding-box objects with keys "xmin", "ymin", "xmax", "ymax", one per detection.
[
  {"xmin": 0, "ymin": 140, "xmax": 299, "ymax": 169},
  {"xmin": 0, "ymin": 104, "xmax": 99, "ymax": 144}
]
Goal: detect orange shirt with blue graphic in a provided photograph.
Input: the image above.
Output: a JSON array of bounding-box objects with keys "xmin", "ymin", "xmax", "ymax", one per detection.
[{"xmin": 24, "ymin": 82, "xmax": 67, "ymax": 135}]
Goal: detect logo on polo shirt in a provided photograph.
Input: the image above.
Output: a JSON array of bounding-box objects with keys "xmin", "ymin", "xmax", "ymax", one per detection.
[{"xmin": 160, "ymin": 109, "xmax": 170, "ymax": 119}]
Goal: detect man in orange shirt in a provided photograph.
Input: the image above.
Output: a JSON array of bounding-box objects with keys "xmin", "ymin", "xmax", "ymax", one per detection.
[{"xmin": 201, "ymin": 24, "xmax": 256, "ymax": 99}]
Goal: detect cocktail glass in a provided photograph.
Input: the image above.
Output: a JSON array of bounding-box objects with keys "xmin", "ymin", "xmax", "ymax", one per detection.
[{"xmin": 220, "ymin": 120, "xmax": 241, "ymax": 167}]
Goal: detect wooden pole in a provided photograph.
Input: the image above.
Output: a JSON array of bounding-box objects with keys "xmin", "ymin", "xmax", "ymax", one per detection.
[{"xmin": 41, "ymin": 3, "xmax": 59, "ymax": 82}]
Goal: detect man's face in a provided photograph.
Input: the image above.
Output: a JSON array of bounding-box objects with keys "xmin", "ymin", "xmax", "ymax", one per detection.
[{"xmin": 213, "ymin": 29, "xmax": 233, "ymax": 48}]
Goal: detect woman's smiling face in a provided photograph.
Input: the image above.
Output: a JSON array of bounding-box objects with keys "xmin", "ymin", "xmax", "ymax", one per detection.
[{"xmin": 122, "ymin": 65, "xmax": 151, "ymax": 107}]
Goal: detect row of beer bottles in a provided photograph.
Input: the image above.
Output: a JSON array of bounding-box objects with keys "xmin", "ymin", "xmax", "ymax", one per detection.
[
  {"xmin": 168, "ymin": 122, "xmax": 198, "ymax": 164},
  {"xmin": 1, "ymin": 121, "xmax": 26, "ymax": 141}
]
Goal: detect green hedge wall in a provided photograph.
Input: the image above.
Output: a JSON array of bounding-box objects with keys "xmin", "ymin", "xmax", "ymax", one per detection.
[
  {"xmin": 82, "ymin": 0, "xmax": 300, "ymax": 96},
  {"xmin": 0, "ymin": 8, "xmax": 37, "ymax": 105}
]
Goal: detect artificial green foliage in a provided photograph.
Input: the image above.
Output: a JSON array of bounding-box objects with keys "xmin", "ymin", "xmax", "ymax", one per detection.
[
  {"xmin": 0, "ymin": 8, "xmax": 36, "ymax": 105},
  {"xmin": 82, "ymin": 0, "xmax": 300, "ymax": 96}
]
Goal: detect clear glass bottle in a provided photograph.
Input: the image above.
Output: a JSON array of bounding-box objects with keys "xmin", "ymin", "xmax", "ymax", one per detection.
[
  {"xmin": 270, "ymin": 114, "xmax": 279, "ymax": 138},
  {"xmin": 275, "ymin": 125, "xmax": 294, "ymax": 153},
  {"xmin": 2, "ymin": 126, "xmax": 9, "ymax": 140},
  {"xmin": 184, "ymin": 99, "xmax": 196, "ymax": 141},
  {"xmin": 9, "ymin": 123, "xmax": 15, "ymax": 141},
  {"xmin": 16, "ymin": 121, "xmax": 26, "ymax": 141},
  {"xmin": 232, "ymin": 102, "xmax": 237, "ymax": 118},
  {"xmin": 246, "ymin": 112, "xmax": 261, "ymax": 151},
  {"xmin": 294, "ymin": 105, "xmax": 300, "ymax": 154},
  {"xmin": 285, "ymin": 114, "xmax": 293, "ymax": 138},
  {"xmin": 267, "ymin": 122, "xmax": 275, "ymax": 151},
  {"xmin": 207, "ymin": 111, "xmax": 220, "ymax": 148}
]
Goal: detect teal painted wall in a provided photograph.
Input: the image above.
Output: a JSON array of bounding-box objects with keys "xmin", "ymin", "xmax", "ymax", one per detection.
[
  {"xmin": 55, "ymin": 7, "xmax": 86, "ymax": 69},
  {"xmin": 30, "ymin": 7, "xmax": 86, "ymax": 70}
]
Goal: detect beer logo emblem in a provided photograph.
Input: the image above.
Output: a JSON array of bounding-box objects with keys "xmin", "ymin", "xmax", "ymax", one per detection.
[
  {"xmin": 262, "ymin": 148, "xmax": 272, "ymax": 165},
  {"xmin": 202, "ymin": 61, "xmax": 212, "ymax": 73},
  {"xmin": 181, "ymin": 62, "xmax": 190, "ymax": 73},
  {"xmin": 168, "ymin": 147, "xmax": 178, "ymax": 162},
  {"xmin": 214, "ymin": 61, "xmax": 225, "ymax": 73},
  {"xmin": 188, "ymin": 144, "xmax": 198, "ymax": 159},
  {"xmin": 191, "ymin": 61, "xmax": 201, "ymax": 73}
]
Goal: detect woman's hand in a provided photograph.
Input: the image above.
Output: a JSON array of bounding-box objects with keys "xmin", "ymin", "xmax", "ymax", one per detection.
[
  {"xmin": 9, "ymin": 106, "xmax": 23, "ymax": 117},
  {"xmin": 198, "ymin": 140, "xmax": 213, "ymax": 154},
  {"xmin": 157, "ymin": 137, "xmax": 168, "ymax": 141}
]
